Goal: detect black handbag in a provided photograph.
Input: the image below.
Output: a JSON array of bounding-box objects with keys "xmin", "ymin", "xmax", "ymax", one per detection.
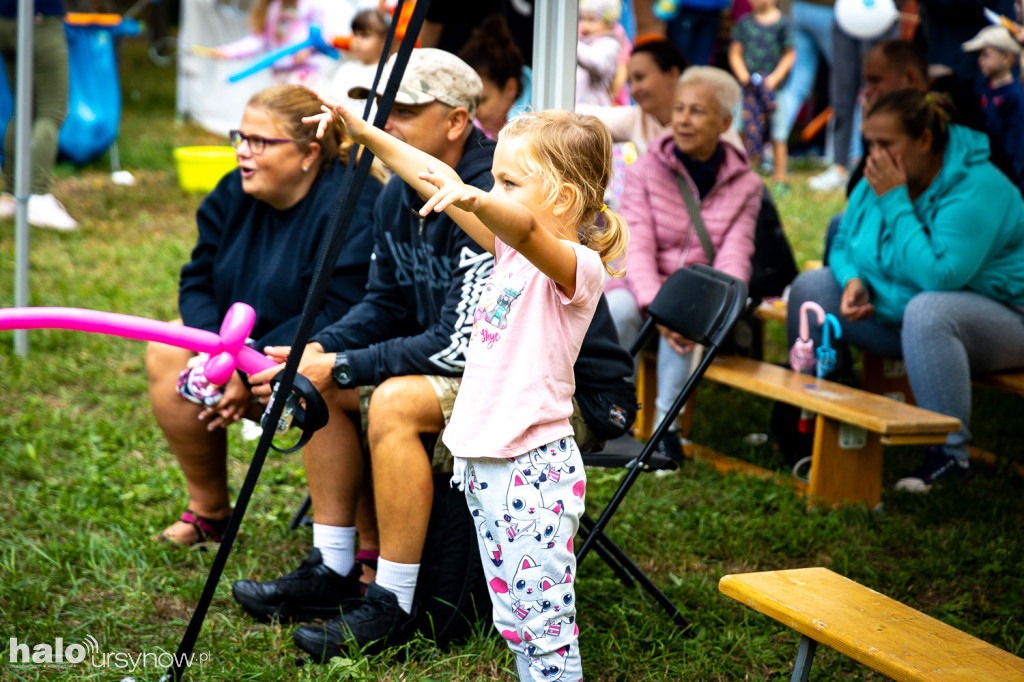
[{"xmin": 672, "ymin": 176, "xmax": 797, "ymax": 358}]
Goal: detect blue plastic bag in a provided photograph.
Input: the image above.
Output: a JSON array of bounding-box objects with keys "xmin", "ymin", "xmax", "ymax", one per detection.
[{"xmin": 0, "ymin": 18, "xmax": 138, "ymax": 166}]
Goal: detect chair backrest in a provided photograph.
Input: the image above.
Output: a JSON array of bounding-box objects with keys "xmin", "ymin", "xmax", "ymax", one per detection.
[{"xmin": 647, "ymin": 264, "xmax": 748, "ymax": 350}]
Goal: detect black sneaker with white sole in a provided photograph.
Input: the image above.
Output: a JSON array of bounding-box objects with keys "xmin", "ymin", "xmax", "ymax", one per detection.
[
  {"xmin": 231, "ymin": 548, "xmax": 361, "ymax": 622},
  {"xmin": 292, "ymin": 581, "xmax": 418, "ymax": 662},
  {"xmin": 654, "ymin": 429, "xmax": 685, "ymax": 469},
  {"xmin": 894, "ymin": 447, "xmax": 972, "ymax": 493}
]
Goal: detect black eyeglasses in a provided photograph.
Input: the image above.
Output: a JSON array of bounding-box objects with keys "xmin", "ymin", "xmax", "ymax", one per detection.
[{"xmin": 229, "ymin": 129, "xmax": 294, "ymax": 155}]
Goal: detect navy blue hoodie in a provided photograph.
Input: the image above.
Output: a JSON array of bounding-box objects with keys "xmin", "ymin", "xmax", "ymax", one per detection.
[{"xmin": 179, "ymin": 160, "xmax": 381, "ymax": 348}]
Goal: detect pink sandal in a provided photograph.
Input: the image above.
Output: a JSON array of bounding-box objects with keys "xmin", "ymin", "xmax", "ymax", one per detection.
[{"xmin": 161, "ymin": 509, "xmax": 231, "ymax": 549}]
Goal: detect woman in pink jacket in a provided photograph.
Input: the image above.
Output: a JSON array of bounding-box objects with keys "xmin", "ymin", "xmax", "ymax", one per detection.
[{"xmin": 608, "ymin": 65, "xmax": 763, "ymax": 463}]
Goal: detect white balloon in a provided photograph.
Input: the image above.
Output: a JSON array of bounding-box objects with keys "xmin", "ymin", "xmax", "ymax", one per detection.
[{"xmin": 835, "ymin": 0, "xmax": 899, "ymax": 40}]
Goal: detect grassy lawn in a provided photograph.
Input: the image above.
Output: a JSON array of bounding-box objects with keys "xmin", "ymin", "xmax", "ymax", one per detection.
[{"xmin": 2, "ymin": 38, "xmax": 1023, "ymax": 681}]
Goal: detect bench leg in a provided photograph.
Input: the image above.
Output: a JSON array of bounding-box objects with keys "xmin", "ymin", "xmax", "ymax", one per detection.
[
  {"xmin": 861, "ymin": 352, "xmax": 915, "ymax": 404},
  {"xmin": 807, "ymin": 416, "xmax": 883, "ymax": 509},
  {"xmin": 790, "ymin": 635, "xmax": 818, "ymax": 682},
  {"xmin": 634, "ymin": 352, "xmax": 658, "ymax": 440}
]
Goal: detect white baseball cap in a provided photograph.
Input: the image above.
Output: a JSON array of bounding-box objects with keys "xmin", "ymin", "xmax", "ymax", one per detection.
[{"xmin": 962, "ymin": 25, "xmax": 1022, "ymax": 56}]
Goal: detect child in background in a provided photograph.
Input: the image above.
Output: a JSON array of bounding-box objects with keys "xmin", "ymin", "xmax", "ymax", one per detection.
[
  {"xmin": 962, "ymin": 25, "xmax": 1024, "ymax": 193},
  {"xmin": 328, "ymin": 8, "xmax": 391, "ymax": 116},
  {"xmin": 308, "ymin": 99, "xmax": 628, "ymax": 680},
  {"xmin": 576, "ymin": 0, "xmax": 624, "ymax": 106},
  {"xmin": 458, "ymin": 14, "xmax": 530, "ymax": 140},
  {"xmin": 728, "ymin": 0, "xmax": 794, "ymax": 194},
  {"xmin": 211, "ymin": 0, "xmax": 353, "ymax": 87}
]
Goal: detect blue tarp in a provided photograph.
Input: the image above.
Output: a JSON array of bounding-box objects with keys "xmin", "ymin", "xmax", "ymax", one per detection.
[{"xmin": 0, "ymin": 18, "xmax": 139, "ymax": 166}]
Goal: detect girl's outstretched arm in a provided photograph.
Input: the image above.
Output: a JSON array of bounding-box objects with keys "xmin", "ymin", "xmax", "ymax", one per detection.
[
  {"xmin": 304, "ymin": 95, "xmax": 496, "ymax": 253},
  {"xmin": 420, "ymin": 165, "xmax": 580, "ymax": 296}
]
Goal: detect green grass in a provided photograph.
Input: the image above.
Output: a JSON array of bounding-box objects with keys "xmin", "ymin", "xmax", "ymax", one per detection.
[{"xmin": 2, "ymin": 38, "xmax": 1023, "ymax": 681}]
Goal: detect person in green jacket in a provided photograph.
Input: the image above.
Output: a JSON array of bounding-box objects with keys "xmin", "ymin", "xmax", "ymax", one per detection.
[{"xmin": 787, "ymin": 88, "xmax": 1024, "ymax": 492}]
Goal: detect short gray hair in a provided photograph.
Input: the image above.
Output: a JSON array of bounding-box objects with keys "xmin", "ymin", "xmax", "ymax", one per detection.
[{"xmin": 677, "ymin": 66, "xmax": 741, "ymax": 117}]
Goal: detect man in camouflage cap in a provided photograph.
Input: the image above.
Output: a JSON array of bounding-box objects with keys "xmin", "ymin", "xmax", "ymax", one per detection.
[{"xmin": 348, "ymin": 47, "xmax": 483, "ymax": 115}]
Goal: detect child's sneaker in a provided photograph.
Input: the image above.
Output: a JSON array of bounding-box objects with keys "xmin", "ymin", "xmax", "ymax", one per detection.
[
  {"xmin": 0, "ymin": 192, "xmax": 16, "ymax": 219},
  {"xmin": 894, "ymin": 446, "xmax": 972, "ymax": 493},
  {"xmin": 28, "ymin": 193, "xmax": 78, "ymax": 231},
  {"xmin": 807, "ymin": 165, "xmax": 848, "ymax": 192}
]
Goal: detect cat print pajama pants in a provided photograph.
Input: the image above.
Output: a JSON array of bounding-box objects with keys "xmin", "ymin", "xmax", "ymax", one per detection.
[{"xmin": 454, "ymin": 437, "xmax": 587, "ymax": 682}]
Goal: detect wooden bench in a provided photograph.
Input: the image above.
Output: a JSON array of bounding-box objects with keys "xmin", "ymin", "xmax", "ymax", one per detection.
[
  {"xmin": 703, "ymin": 356, "xmax": 960, "ymax": 508},
  {"xmin": 719, "ymin": 567, "xmax": 1024, "ymax": 681}
]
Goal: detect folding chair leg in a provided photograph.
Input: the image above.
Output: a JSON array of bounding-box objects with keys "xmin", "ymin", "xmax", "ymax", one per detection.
[
  {"xmin": 581, "ymin": 527, "xmax": 690, "ymax": 629},
  {"xmin": 578, "ymin": 514, "xmax": 636, "ymax": 587},
  {"xmin": 289, "ymin": 493, "xmax": 312, "ymax": 531}
]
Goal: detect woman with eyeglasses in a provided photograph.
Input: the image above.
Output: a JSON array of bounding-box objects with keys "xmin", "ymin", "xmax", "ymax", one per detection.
[{"xmin": 147, "ymin": 84, "xmax": 384, "ymax": 548}]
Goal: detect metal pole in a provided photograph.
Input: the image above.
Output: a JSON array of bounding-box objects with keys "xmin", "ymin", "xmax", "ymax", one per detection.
[
  {"xmin": 13, "ymin": 0, "xmax": 35, "ymax": 356},
  {"xmin": 531, "ymin": 0, "xmax": 577, "ymax": 111}
]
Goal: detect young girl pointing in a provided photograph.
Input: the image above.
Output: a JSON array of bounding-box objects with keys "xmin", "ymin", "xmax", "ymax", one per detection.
[{"xmin": 308, "ymin": 100, "xmax": 627, "ymax": 680}]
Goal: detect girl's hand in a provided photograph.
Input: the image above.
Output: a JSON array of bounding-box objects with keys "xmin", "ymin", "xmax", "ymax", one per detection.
[
  {"xmin": 198, "ymin": 371, "xmax": 252, "ymax": 430},
  {"xmin": 840, "ymin": 278, "xmax": 875, "ymax": 321},
  {"xmin": 418, "ymin": 163, "xmax": 487, "ymax": 215},
  {"xmin": 864, "ymin": 146, "xmax": 906, "ymax": 196},
  {"xmin": 302, "ymin": 92, "xmax": 369, "ymax": 143}
]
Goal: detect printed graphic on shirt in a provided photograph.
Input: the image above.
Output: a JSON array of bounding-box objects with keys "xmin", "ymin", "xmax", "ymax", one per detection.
[{"xmin": 472, "ymin": 265, "xmax": 526, "ymax": 349}]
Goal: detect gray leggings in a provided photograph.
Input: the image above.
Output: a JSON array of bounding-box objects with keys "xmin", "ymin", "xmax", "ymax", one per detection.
[{"xmin": 787, "ymin": 268, "xmax": 1024, "ymax": 464}]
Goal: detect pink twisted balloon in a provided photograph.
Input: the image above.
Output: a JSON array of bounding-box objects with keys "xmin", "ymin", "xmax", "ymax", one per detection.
[{"xmin": 0, "ymin": 302, "xmax": 275, "ymax": 385}]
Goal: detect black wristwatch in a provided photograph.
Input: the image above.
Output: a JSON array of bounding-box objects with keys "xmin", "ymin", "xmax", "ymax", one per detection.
[{"xmin": 331, "ymin": 352, "xmax": 352, "ymax": 388}]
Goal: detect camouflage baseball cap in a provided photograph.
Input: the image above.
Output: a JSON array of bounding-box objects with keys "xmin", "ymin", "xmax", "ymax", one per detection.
[{"xmin": 348, "ymin": 48, "xmax": 482, "ymax": 117}]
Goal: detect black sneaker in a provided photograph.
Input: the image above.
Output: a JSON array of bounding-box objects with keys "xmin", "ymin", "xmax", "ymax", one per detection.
[
  {"xmin": 292, "ymin": 582, "xmax": 418, "ymax": 662},
  {"xmin": 231, "ymin": 548, "xmax": 361, "ymax": 622},
  {"xmin": 894, "ymin": 447, "xmax": 972, "ymax": 493},
  {"xmin": 653, "ymin": 429, "xmax": 685, "ymax": 469}
]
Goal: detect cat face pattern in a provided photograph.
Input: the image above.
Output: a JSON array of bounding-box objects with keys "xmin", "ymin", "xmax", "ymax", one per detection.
[
  {"xmin": 521, "ymin": 566, "xmax": 577, "ymax": 653},
  {"xmin": 511, "ymin": 554, "xmax": 545, "ymax": 619},
  {"xmin": 528, "ymin": 645, "xmax": 571, "ymax": 681},
  {"xmin": 522, "ymin": 438, "xmax": 577, "ymax": 485},
  {"xmin": 495, "ymin": 469, "xmax": 564, "ymax": 548}
]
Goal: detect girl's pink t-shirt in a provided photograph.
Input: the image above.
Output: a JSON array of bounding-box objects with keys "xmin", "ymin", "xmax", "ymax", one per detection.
[{"xmin": 442, "ymin": 239, "xmax": 605, "ymax": 459}]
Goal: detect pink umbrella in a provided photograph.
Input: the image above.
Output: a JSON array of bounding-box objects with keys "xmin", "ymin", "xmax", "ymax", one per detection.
[{"xmin": 789, "ymin": 301, "xmax": 825, "ymax": 374}]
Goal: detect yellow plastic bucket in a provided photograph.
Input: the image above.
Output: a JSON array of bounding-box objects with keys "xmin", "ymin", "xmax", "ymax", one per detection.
[{"xmin": 173, "ymin": 146, "xmax": 238, "ymax": 193}]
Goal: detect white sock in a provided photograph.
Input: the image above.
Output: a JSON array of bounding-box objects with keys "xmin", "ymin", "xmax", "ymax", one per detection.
[
  {"xmin": 312, "ymin": 523, "xmax": 356, "ymax": 576},
  {"xmin": 375, "ymin": 557, "xmax": 420, "ymax": 615}
]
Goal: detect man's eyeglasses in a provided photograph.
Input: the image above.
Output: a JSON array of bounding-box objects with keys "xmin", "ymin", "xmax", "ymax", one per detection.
[{"xmin": 229, "ymin": 130, "xmax": 294, "ymax": 155}]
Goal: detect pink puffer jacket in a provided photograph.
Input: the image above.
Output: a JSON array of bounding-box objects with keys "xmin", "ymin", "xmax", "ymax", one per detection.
[{"xmin": 608, "ymin": 131, "xmax": 763, "ymax": 310}]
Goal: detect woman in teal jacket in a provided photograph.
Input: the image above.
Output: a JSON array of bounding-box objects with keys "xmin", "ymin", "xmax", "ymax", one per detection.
[{"xmin": 787, "ymin": 89, "xmax": 1024, "ymax": 492}]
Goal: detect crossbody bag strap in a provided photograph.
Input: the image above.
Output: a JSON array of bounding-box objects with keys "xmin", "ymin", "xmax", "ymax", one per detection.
[{"xmin": 673, "ymin": 172, "xmax": 716, "ymax": 265}]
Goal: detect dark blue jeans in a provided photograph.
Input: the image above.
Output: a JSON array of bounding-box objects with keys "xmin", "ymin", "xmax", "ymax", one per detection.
[{"xmin": 666, "ymin": 7, "xmax": 722, "ymax": 66}]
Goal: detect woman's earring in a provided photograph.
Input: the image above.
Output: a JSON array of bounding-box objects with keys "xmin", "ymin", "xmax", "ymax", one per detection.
[{"xmin": 302, "ymin": 166, "xmax": 309, "ymax": 174}]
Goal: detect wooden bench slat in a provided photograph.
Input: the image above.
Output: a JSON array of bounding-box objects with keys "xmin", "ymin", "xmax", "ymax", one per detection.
[
  {"xmin": 720, "ymin": 567, "xmax": 1024, "ymax": 682},
  {"xmin": 977, "ymin": 370, "xmax": 1024, "ymax": 394},
  {"xmin": 705, "ymin": 356, "xmax": 960, "ymax": 437}
]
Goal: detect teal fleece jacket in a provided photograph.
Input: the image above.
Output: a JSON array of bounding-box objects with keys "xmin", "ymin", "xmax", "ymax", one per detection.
[{"xmin": 831, "ymin": 124, "xmax": 1024, "ymax": 325}]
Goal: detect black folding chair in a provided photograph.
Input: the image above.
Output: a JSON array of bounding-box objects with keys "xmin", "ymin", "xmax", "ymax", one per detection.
[{"xmin": 576, "ymin": 264, "xmax": 748, "ymax": 629}]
